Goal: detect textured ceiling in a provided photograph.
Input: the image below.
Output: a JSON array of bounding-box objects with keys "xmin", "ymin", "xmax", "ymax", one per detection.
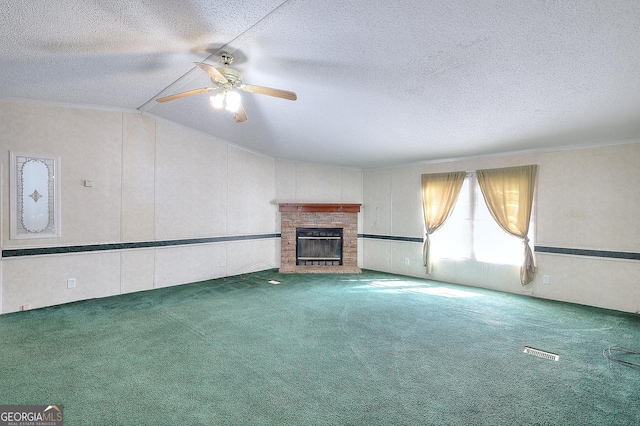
[{"xmin": 2, "ymin": 0, "xmax": 640, "ymax": 169}]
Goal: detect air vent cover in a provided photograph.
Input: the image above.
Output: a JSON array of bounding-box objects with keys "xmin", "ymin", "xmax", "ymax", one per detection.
[{"xmin": 524, "ymin": 346, "xmax": 559, "ymax": 361}]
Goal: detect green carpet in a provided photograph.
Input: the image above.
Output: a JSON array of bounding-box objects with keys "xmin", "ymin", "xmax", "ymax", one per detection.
[{"xmin": 1, "ymin": 270, "xmax": 639, "ymax": 425}]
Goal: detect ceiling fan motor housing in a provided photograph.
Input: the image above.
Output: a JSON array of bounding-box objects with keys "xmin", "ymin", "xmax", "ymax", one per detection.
[{"xmin": 216, "ymin": 67, "xmax": 243, "ymax": 88}]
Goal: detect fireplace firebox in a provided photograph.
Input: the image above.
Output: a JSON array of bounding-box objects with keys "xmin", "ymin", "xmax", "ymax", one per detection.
[{"xmin": 296, "ymin": 228, "xmax": 343, "ymax": 266}]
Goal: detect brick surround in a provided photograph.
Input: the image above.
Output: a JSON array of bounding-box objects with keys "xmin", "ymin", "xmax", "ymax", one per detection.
[{"xmin": 279, "ymin": 203, "xmax": 361, "ymax": 273}]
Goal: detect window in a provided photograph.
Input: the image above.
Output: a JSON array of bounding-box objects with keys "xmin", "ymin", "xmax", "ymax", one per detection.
[{"xmin": 430, "ymin": 173, "xmax": 534, "ymax": 265}]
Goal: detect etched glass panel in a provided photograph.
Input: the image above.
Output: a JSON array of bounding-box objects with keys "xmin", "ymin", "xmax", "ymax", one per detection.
[
  {"xmin": 21, "ymin": 159, "xmax": 50, "ymax": 232},
  {"xmin": 10, "ymin": 152, "xmax": 61, "ymax": 239}
]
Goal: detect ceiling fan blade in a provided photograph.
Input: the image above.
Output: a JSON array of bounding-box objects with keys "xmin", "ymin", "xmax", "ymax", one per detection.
[
  {"xmin": 195, "ymin": 62, "xmax": 228, "ymax": 84},
  {"xmin": 156, "ymin": 87, "xmax": 214, "ymax": 102},
  {"xmin": 242, "ymin": 84, "xmax": 297, "ymax": 101},
  {"xmin": 234, "ymin": 104, "xmax": 248, "ymax": 123}
]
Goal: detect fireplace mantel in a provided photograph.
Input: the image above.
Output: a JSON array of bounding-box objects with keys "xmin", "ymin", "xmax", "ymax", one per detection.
[{"xmin": 278, "ymin": 203, "xmax": 361, "ymax": 213}]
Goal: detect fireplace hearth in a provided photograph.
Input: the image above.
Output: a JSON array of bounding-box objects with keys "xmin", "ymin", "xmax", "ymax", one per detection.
[{"xmin": 279, "ymin": 203, "xmax": 361, "ymax": 273}]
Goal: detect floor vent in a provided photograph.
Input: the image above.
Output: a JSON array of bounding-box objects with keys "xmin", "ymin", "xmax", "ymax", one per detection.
[{"xmin": 524, "ymin": 346, "xmax": 559, "ymax": 361}]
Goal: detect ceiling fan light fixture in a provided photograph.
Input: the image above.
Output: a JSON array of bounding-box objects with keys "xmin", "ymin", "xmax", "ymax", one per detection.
[
  {"xmin": 210, "ymin": 92, "xmax": 225, "ymax": 109},
  {"xmin": 225, "ymin": 90, "xmax": 242, "ymax": 113},
  {"xmin": 157, "ymin": 54, "xmax": 296, "ymax": 123}
]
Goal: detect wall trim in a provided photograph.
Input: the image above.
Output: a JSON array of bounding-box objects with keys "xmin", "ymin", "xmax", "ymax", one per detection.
[
  {"xmin": 1, "ymin": 234, "xmax": 280, "ymax": 258},
  {"xmin": 4, "ymin": 235, "xmax": 638, "ymax": 261},
  {"xmin": 358, "ymin": 235, "xmax": 640, "ymax": 261},
  {"xmin": 534, "ymin": 246, "xmax": 640, "ymax": 261},
  {"xmin": 359, "ymin": 234, "xmax": 423, "ymax": 243}
]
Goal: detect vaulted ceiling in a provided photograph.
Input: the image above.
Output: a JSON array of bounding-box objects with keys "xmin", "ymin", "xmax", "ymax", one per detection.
[{"xmin": 2, "ymin": 1, "xmax": 639, "ymax": 169}]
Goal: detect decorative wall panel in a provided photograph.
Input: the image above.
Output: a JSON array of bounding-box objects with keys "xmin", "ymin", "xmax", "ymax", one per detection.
[{"xmin": 10, "ymin": 152, "xmax": 61, "ymax": 239}]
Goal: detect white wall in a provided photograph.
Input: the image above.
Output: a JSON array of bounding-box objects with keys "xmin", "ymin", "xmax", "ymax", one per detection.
[
  {"xmin": 3, "ymin": 99, "xmax": 637, "ymax": 314},
  {"xmin": 361, "ymin": 144, "xmax": 640, "ymax": 313},
  {"xmin": 0, "ymin": 101, "xmax": 365, "ymax": 314},
  {"xmin": 534, "ymin": 144, "xmax": 640, "ymax": 311},
  {"xmin": 0, "ymin": 101, "xmax": 281, "ymax": 313},
  {"xmin": 275, "ymin": 160, "xmax": 362, "ymax": 206}
]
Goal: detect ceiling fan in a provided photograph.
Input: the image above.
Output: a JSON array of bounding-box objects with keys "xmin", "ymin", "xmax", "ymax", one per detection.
[{"xmin": 156, "ymin": 52, "xmax": 297, "ymax": 123}]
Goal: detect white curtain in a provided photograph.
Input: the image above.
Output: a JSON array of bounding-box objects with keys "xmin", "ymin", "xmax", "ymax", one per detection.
[
  {"xmin": 421, "ymin": 172, "xmax": 466, "ymax": 274},
  {"xmin": 476, "ymin": 165, "xmax": 538, "ymax": 285}
]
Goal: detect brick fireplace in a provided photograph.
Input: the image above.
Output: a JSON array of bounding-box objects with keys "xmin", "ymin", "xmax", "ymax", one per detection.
[{"xmin": 279, "ymin": 203, "xmax": 361, "ymax": 273}]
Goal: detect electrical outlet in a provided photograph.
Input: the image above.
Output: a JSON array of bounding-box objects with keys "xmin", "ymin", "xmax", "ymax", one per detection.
[
  {"xmin": 67, "ymin": 278, "xmax": 76, "ymax": 289},
  {"xmin": 543, "ymin": 275, "xmax": 551, "ymax": 285},
  {"xmin": 21, "ymin": 304, "xmax": 30, "ymax": 311},
  {"xmin": 404, "ymin": 258, "xmax": 410, "ymax": 266}
]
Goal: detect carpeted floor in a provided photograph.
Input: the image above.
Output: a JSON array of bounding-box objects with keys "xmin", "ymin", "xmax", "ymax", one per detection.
[{"xmin": 1, "ymin": 269, "xmax": 639, "ymax": 425}]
